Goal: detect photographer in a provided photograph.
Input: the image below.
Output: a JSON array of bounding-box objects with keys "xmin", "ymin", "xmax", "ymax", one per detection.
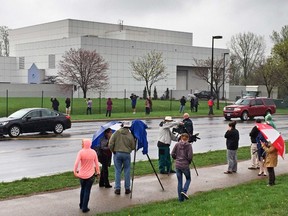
[
  {"xmin": 175, "ymin": 113, "xmax": 194, "ymax": 143},
  {"xmin": 130, "ymin": 93, "xmax": 138, "ymax": 114},
  {"xmin": 157, "ymin": 116, "xmax": 179, "ymax": 174}
]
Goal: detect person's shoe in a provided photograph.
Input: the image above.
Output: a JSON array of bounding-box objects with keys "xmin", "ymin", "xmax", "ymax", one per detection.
[
  {"xmin": 248, "ymin": 167, "xmax": 257, "ymax": 170},
  {"xmin": 263, "ymin": 173, "xmax": 267, "ymax": 176},
  {"xmin": 267, "ymin": 184, "xmax": 273, "ymax": 187},
  {"xmin": 125, "ymin": 189, "xmax": 131, "ymax": 194},
  {"xmin": 114, "ymin": 189, "xmax": 121, "ymax": 195},
  {"xmin": 181, "ymin": 192, "xmax": 189, "ymax": 200},
  {"xmin": 232, "ymin": 171, "xmax": 237, "ymax": 173},
  {"xmin": 82, "ymin": 208, "xmax": 90, "ymax": 213},
  {"xmin": 160, "ymin": 171, "xmax": 168, "ymax": 174},
  {"xmin": 224, "ymin": 171, "xmax": 233, "ymax": 174},
  {"xmin": 169, "ymin": 170, "xmax": 176, "ymax": 173},
  {"xmin": 105, "ymin": 184, "xmax": 112, "ymax": 188}
]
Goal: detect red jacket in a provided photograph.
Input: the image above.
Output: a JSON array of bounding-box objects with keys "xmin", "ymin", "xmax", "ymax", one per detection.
[{"xmin": 208, "ymin": 99, "xmax": 214, "ymax": 107}]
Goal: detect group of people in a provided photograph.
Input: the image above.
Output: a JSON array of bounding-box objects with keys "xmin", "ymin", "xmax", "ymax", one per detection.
[
  {"xmin": 224, "ymin": 113, "xmax": 278, "ymax": 187},
  {"xmin": 73, "ymin": 121, "xmax": 135, "ymax": 213}
]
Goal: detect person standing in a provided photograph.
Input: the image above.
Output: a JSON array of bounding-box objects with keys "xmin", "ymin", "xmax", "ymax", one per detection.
[
  {"xmin": 256, "ymin": 131, "xmax": 267, "ymax": 176},
  {"xmin": 194, "ymin": 96, "xmax": 199, "ymax": 112},
  {"xmin": 109, "ymin": 121, "xmax": 136, "ymax": 195},
  {"xmin": 190, "ymin": 97, "xmax": 195, "ymax": 112},
  {"xmin": 145, "ymin": 97, "xmax": 152, "ymax": 115},
  {"xmin": 73, "ymin": 139, "xmax": 100, "ymax": 213},
  {"xmin": 265, "ymin": 113, "xmax": 276, "ymax": 129},
  {"xmin": 157, "ymin": 116, "xmax": 179, "ymax": 174},
  {"xmin": 224, "ymin": 121, "xmax": 239, "ymax": 174},
  {"xmin": 65, "ymin": 97, "xmax": 71, "ymax": 115},
  {"xmin": 261, "ymin": 140, "xmax": 278, "ymax": 186},
  {"xmin": 179, "ymin": 96, "xmax": 186, "ymax": 113},
  {"xmin": 98, "ymin": 128, "xmax": 113, "ymax": 188},
  {"xmin": 50, "ymin": 97, "xmax": 60, "ymax": 111},
  {"xmin": 208, "ymin": 97, "xmax": 214, "ymax": 115},
  {"xmin": 130, "ymin": 93, "xmax": 138, "ymax": 114},
  {"xmin": 248, "ymin": 119, "xmax": 261, "ymax": 170},
  {"xmin": 106, "ymin": 98, "xmax": 113, "ymax": 117},
  {"xmin": 86, "ymin": 98, "xmax": 92, "ymax": 115},
  {"xmin": 179, "ymin": 113, "xmax": 194, "ymax": 143},
  {"xmin": 171, "ymin": 133, "xmax": 193, "ymax": 202}
]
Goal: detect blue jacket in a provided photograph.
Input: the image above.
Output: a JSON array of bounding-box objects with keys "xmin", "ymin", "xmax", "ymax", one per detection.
[{"xmin": 130, "ymin": 120, "xmax": 148, "ymax": 154}]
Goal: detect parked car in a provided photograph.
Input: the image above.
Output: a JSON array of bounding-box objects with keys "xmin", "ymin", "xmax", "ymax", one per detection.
[
  {"xmin": 0, "ymin": 108, "xmax": 71, "ymax": 137},
  {"xmin": 223, "ymin": 97, "xmax": 276, "ymax": 121},
  {"xmin": 194, "ymin": 91, "xmax": 217, "ymax": 99}
]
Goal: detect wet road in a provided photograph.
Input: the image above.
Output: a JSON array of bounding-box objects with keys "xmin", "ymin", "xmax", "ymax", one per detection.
[{"xmin": 0, "ymin": 115, "xmax": 287, "ymax": 182}]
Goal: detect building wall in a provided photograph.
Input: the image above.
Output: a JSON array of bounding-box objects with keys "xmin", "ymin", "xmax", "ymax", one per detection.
[{"xmin": 0, "ymin": 57, "xmax": 17, "ymax": 83}]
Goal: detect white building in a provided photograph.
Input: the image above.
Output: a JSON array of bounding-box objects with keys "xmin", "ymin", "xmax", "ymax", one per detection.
[{"xmin": 2, "ymin": 19, "xmax": 229, "ymax": 98}]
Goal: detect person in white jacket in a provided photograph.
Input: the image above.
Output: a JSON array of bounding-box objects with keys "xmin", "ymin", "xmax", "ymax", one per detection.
[{"xmin": 157, "ymin": 116, "xmax": 179, "ymax": 174}]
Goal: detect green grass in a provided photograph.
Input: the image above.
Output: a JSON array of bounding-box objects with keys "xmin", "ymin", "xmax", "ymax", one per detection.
[{"xmin": 1, "ymin": 97, "xmax": 287, "ymax": 119}]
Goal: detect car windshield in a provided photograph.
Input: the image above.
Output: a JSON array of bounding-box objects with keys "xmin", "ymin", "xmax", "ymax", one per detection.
[
  {"xmin": 8, "ymin": 109, "xmax": 29, "ymax": 118},
  {"xmin": 235, "ymin": 99, "xmax": 250, "ymax": 105}
]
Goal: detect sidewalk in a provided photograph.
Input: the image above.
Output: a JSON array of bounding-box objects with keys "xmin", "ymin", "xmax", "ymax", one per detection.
[{"xmin": 1, "ymin": 157, "xmax": 287, "ymax": 216}]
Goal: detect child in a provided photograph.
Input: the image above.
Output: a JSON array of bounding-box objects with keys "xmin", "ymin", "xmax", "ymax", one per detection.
[
  {"xmin": 171, "ymin": 133, "xmax": 193, "ymax": 202},
  {"xmin": 261, "ymin": 140, "xmax": 278, "ymax": 186}
]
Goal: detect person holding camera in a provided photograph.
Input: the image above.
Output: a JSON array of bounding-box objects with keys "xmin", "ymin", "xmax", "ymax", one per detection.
[
  {"xmin": 157, "ymin": 116, "xmax": 179, "ymax": 174},
  {"xmin": 178, "ymin": 113, "xmax": 194, "ymax": 142},
  {"xmin": 130, "ymin": 93, "xmax": 138, "ymax": 114}
]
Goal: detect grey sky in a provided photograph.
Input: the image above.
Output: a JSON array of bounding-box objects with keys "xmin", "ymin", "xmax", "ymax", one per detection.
[{"xmin": 1, "ymin": 0, "xmax": 287, "ymax": 53}]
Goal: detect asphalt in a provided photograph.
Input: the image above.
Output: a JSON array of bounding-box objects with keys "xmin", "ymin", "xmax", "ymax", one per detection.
[{"xmin": 1, "ymin": 156, "xmax": 288, "ymax": 216}]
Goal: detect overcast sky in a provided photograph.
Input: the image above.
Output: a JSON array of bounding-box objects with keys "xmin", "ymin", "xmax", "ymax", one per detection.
[{"xmin": 1, "ymin": 0, "xmax": 287, "ymax": 54}]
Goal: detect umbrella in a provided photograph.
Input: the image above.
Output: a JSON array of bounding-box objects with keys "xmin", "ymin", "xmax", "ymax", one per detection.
[
  {"xmin": 256, "ymin": 123, "xmax": 285, "ymax": 159},
  {"xmin": 91, "ymin": 121, "xmax": 122, "ymax": 148}
]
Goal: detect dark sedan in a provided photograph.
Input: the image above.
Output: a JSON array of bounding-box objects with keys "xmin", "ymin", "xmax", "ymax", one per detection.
[
  {"xmin": 0, "ymin": 108, "xmax": 71, "ymax": 137},
  {"xmin": 194, "ymin": 90, "xmax": 217, "ymax": 99}
]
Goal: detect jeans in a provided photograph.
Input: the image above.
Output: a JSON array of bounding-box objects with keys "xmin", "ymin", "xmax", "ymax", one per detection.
[
  {"xmin": 176, "ymin": 168, "xmax": 191, "ymax": 202},
  {"xmin": 227, "ymin": 149, "xmax": 237, "ymax": 172},
  {"xmin": 208, "ymin": 106, "xmax": 214, "ymax": 115},
  {"xmin": 86, "ymin": 107, "xmax": 92, "ymax": 114},
  {"xmin": 79, "ymin": 175, "xmax": 95, "ymax": 211},
  {"xmin": 250, "ymin": 143, "xmax": 258, "ymax": 167},
  {"xmin": 267, "ymin": 167, "xmax": 275, "ymax": 185},
  {"xmin": 113, "ymin": 152, "xmax": 131, "ymax": 190},
  {"xmin": 179, "ymin": 105, "xmax": 185, "ymax": 113}
]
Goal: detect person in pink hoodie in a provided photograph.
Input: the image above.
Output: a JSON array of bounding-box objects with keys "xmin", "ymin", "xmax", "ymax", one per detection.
[{"xmin": 74, "ymin": 139, "xmax": 100, "ymax": 213}]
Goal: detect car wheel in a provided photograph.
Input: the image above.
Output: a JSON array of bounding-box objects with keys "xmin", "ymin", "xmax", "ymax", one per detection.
[
  {"xmin": 54, "ymin": 123, "xmax": 64, "ymax": 134},
  {"xmin": 9, "ymin": 125, "xmax": 21, "ymax": 137},
  {"xmin": 225, "ymin": 117, "xmax": 231, "ymax": 121},
  {"xmin": 241, "ymin": 111, "xmax": 249, "ymax": 121}
]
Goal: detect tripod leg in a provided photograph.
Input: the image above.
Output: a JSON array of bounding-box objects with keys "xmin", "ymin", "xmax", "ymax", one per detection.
[
  {"xmin": 146, "ymin": 154, "xmax": 165, "ymax": 191},
  {"xmin": 191, "ymin": 160, "xmax": 199, "ymax": 176}
]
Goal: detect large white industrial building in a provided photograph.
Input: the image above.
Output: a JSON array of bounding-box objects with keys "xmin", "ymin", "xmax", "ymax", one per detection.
[{"xmin": 0, "ymin": 19, "xmax": 229, "ymax": 98}]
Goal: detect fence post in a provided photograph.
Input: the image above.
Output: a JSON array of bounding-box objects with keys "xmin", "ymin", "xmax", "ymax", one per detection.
[
  {"xmin": 170, "ymin": 89, "xmax": 173, "ymax": 111},
  {"xmin": 124, "ymin": 89, "xmax": 126, "ymax": 113},
  {"xmin": 99, "ymin": 91, "xmax": 101, "ymax": 114},
  {"xmin": 41, "ymin": 90, "xmax": 44, "ymax": 108},
  {"xmin": 6, "ymin": 89, "xmax": 8, "ymax": 117},
  {"xmin": 71, "ymin": 89, "xmax": 73, "ymax": 115}
]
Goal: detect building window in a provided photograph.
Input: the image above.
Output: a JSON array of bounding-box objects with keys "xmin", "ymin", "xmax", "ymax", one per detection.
[
  {"xmin": 48, "ymin": 54, "xmax": 56, "ymax": 69},
  {"xmin": 19, "ymin": 57, "xmax": 25, "ymax": 69}
]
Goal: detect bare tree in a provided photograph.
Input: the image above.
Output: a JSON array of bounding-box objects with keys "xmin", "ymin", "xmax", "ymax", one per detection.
[
  {"xmin": 58, "ymin": 48, "xmax": 109, "ymax": 98},
  {"xmin": 229, "ymin": 32, "xmax": 266, "ymax": 85},
  {"xmin": 130, "ymin": 50, "xmax": 167, "ymax": 97},
  {"xmin": 271, "ymin": 25, "xmax": 288, "ymax": 45},
  {"xmin": 193, "ymin": 57, "xmax": 230, "ymax": 109},
  {"xmin": 0, "ymin": 26, "xmax": 9, "ymax": 56}
]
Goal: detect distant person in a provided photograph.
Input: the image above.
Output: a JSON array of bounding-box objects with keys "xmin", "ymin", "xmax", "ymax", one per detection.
[
  {"xmin": 65, "ymin": 97, "xmax": 71, "ymax": 115},
  {"xmin": 171, "ymin": 133, "xmax": 193, "ymax": 202},
  {"xmin": 265, "ymin": 113, "xmax": 276, "ymax": 129},
  {"xmin": 157, "ymin": 116, "xmax": 179, "ymax": 174},
  {"xmin": 130, "ymin": 93, "xmax": 138, "ymax": 114},
  {"xmin": 73, "ymin": 139, "xmax": 100, "ymax": 213},
  {"xmin": 261, "ymin": 140, "xmax": 278, "ymax": 186},
  {"xmin": 86, "ymin": 98, "xmax": 92, "ymax": 115},
  {"xmin": 194, "ymin": 96, "xmax": 199, "ymax": 112},
  {"xmin": 224, "ymin": 121, "xmax": 239, "ymax": 174},
  {"xmin": 145, "ymin": 97, "xmax": 152, "ymax": 115},
  {"xmin": 106, "ymin": 98, "xmax": 113, "ymax": 117},
  {"xmin": 97, "ymin": 128, "xmax": 113, "ymax": 188},
  {"xmin": 50, "ymin": 97, "xmax": 59, "ymax": 111},
  {"xmin": 256, "ymin": 128, "xmax": 267, "ymax": 177},
  {"xmin": 179, "ymin": 96, "xmax": 186, "ymax": 113},
  {"xmin": 109, "ymin": 121, "xmax": 136, "ymax": 195},
  {"xmin": 208, "ymin": 97, "xmax": 214, "ymax": 115},
  {"xmin": 190, "ymin": 97, "xmax": 195, "ymax": 112},
  {"xmin": 248, "ymin": 119, "xmax": 261, "ymax": 170}
]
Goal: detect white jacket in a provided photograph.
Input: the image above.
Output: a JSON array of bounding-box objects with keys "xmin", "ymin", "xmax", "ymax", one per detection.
[{"xmin": 158, "ymin": 121, "xmax": 179, "ymax": 145}]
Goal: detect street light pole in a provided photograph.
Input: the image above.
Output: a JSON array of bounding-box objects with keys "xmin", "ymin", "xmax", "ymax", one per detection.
[
  {"xmin": 222, "ymin": 52, "xmax": 229, "ymax": 99},
  {"xmin": 211, "ymin": 36, "xmax": 223, "ymax": 98}
]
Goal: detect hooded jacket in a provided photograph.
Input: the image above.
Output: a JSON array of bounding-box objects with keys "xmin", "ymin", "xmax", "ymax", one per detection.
[
  {"xmin": 265, "ymin": 114, "xmax": 276, "ymax": 129},
  {"xmin": 109, "ymin": 127, "xmax": 136, "ymax": 153},
  {"xmin": 171, "ymin": 140, "xmax": 193, "ymax": 169},
  {"xmin": 262, "ymin": 143, "xmax": 278, "ymax": 167},
  {"xmin": 73, "ymin": 139, "xmax": 100, "ymax": 179}
]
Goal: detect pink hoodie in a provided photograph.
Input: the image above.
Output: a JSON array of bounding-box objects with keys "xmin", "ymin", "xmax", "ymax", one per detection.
[{"xmin": 73, "ymin": 139, "xmax": 100, "ymax": 179}]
